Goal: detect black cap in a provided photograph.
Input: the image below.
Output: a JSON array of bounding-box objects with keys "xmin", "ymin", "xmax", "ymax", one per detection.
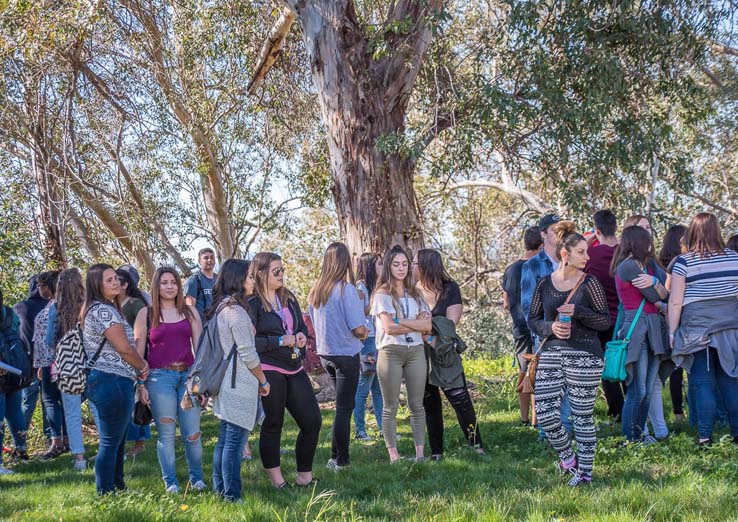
[{"xmin": 538, "ymin": 214, "xmax": 562, "ymax": 232}]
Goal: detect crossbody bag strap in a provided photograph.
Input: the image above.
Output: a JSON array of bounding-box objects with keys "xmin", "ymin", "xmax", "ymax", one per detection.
[
  {"xmin": 622, "ymin": 298, "xmax": 646, "ymax": 343},
  {"xmin": 145, "ymin": 307, "xmax": 151, "ymax": 361},
  {"xmin": 82, "ymin": 303, "xmax": 107, "ymax": 371},
  {"xmin": 534, "ymin": 273, "xmax": 588, "ymax": 355}
]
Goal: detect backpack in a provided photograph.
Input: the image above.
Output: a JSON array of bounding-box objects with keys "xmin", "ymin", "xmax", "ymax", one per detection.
[
  {"xmin": 54, "ymin": 306, "xmax": 106, "ymax": 395},
  {"xmin": 185, "ymin": 307, "xmax": 237, "ymax": 398},
  {"xmin": 0, "ymin": 306, "xmax": 33, "ymax": 393}
]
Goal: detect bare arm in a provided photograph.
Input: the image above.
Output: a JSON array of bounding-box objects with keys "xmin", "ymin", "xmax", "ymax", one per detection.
[
  {"xmin": 188, "ymin": 305, "xmax": 203, "ymax": 352},
  {"xmin": 184, "ymin": 296, "xmax": 197, "ymax": 308},
  {"xmin": 502, "ymin": 290, "xmax": 509, "ymax": 310},
  {"xmin": 668, "ymin": 274, "xmax": 686, "ymax": 341},
  {"xmin": 445, "ymin": 304, "xmax": 463, "ymax": 326},
  {"xmin": 133, "ymin": 307, "xmax": 148, "ymax": 358}
]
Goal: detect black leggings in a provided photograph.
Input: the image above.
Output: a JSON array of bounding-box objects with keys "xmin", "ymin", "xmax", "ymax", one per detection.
[
  {"xmin": 259, "ymin": 370, "xmax": 322, "ymax": 472},
  {"xmin": 424, "ymin": 375, "xmax": 483, "ymax": 456},
  {"xmin": 669, "ymin": 368, "xmax": 684, "ymax": 415}
]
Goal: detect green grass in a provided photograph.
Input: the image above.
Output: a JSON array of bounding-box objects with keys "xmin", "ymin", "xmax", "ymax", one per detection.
[{"xmin": 2, "ymin": 358, "xmax": 738, "ymax": 521}]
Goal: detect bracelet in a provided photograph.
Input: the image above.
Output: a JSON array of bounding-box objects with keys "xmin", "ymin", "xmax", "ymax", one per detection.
[
  {"xmin": 278, "ymin": 335, "xmax": 283, "ymax": 346},
  {"xmin": 427, "ymin": 335, "xmax": 434, "ymax": 343},
  {"xmin": 259, "ymin": 380, "xmax": 269, "ymax": 388},
  {"xmin": 652, "ymin": 276, "xmax": 658, "ymax": 287},
  {"xmin": 136, "ymin": 380, "xmax": 146, "ymax": 386},
  {"xmin": 394, "ymin": 317, "xmax": 399, "ymax": 324}
]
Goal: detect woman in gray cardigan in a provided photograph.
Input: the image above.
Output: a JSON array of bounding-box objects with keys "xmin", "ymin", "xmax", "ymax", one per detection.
[
  {"xmin": 209, "ymin": 259, "xmax": 270, "ymax": 502},
  {"xmin": 611, "ymin": 226, "xmax": 671, "ymax": 442}
]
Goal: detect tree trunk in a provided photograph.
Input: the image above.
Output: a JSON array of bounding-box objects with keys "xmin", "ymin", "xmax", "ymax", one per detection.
[{"xmin": 284, "ymin": 0, "xmax": 441, "ymax": 254}]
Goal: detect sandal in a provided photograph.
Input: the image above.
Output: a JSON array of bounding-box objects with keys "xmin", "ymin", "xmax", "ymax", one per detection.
[
  {"xmin": 274, "ymin": 481, "xmax": 291, "ymax": 489},
  {"xmin": 295, "ymin": 477, "xmax": 321, "ymax": 487},
  {"xmin": 42, "ymin": 445, "xmax": 65, "ymax": 460}
]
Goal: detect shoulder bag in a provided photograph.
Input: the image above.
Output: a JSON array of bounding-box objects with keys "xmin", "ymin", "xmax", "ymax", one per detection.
[{"xmin": 516, "ymin": 273, "xmax": 587, "ymax": 394}]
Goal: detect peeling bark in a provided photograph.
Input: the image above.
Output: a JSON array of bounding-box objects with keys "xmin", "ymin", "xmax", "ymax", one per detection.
[{"xmin": 272, "ymin": 0, "xmax": 443, "ymax": 254}]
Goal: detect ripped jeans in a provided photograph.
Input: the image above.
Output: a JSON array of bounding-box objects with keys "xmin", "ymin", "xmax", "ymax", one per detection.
[{"xmin": 146, "ymin": 368, "xmax": 203, "ymax": 488}]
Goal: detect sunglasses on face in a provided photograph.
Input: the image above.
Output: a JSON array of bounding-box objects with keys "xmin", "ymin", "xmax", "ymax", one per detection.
[{"xmin": 271, "ymin": 267, "xmax": 285, "ymax": 276}]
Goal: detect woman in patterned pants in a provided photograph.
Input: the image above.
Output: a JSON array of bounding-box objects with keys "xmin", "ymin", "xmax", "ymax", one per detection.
[{"xmin": 528, "ymin": 221, "xmax": 611, "ymax": 486}]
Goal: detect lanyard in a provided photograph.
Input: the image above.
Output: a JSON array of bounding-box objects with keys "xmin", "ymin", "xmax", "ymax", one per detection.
[
  {"xmin": 402, "ymin": 289, "xmax": 410, "ymax": 319},
  {"xmin": 274, "ymin": 294, "xmax": 292, "ymax": 335}
]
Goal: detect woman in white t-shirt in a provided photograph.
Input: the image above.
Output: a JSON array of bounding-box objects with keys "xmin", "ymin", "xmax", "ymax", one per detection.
[{"xmin": 370, "ymin": 246, "xmax": 431, "ymax": 463}]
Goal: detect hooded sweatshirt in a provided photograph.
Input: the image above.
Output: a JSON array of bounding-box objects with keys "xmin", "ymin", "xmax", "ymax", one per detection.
[{"xmin": 13, "ymin": 275, "xmax": 50, "ymax": 358}]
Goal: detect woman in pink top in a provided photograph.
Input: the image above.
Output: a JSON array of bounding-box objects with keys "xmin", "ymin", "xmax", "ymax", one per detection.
[
  {"xmin": 135, "ymin": 267, "xmax": 203, "ymax": 494},
  {"xmin": 611, "ymin": 226, "xmax": 670, "ymax": 442}
]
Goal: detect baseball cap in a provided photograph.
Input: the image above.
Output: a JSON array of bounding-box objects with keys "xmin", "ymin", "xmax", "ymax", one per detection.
[
  {"xmin": 118, "ymin": 264, "xmax": 141, "ymax": 286},
  {"xmin": 538, "ymin": 214, "xmax": 562, "ymax": 232}
]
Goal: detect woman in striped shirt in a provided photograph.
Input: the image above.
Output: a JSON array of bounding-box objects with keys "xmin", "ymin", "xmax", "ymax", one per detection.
[{"xmin": 669, "ymin": 212, "xmax": 738, "ymax": 445}]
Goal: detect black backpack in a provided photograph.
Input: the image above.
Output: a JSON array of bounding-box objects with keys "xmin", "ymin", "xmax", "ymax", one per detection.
[{"xmin": 0, "ymin": 305, "xmax": 33, "ymax": 393}]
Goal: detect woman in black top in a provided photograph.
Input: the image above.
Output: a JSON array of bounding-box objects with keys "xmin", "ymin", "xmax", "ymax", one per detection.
[
  {"xmin": 528, "ymin": 221, "xmax": 610, "ymax": 487},
  {"xmin": 413, "ymin": 249, "xmax": 484, "ymax": 460},
  {"xmin": 247, "ymin": 252, "xmax": 321, "ymax": 488}
]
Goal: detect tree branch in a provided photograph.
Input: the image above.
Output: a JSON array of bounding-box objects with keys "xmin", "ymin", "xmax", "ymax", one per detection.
[
  {"xmin": 427, "ymin": 179, "xmax": 554, "ymax": 214},
  {"xmin": 247, "ymin": 8, "xmax": 296, "ymax": 95}
]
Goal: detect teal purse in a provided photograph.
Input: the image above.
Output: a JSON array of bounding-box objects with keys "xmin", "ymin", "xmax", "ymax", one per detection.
[{"xmin": 602, "ymin": 299, "xmax": 645, "ymax": 382}]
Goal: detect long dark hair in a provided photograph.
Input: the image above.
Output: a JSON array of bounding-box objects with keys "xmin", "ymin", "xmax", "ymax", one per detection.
[
  {"xmin": 115, "ymin": 269, "xmax": 146, "ymax": 302},
  {"xmin": 356, "ymin": 253, "xmax": 380, "ymax": 297},
  {"xmin": 55, "ymin": 268, "xmax": 85, "ymax": 342},
  {"xmin": 150, "ymin": 267, "xmax": 195, "ymax": 328},
  {"xmin": 82, "ymin": 263, "xmax": 119, "ymax": 325},
  {"xmin": 416, "ymin": 249, "xmax": 453, "ymax": 295},
  {"xmin": 610, "ymin": 226, "xmax": 660, "ymax": 276},
  {"xmin": 658, "ymin": 225, "xmax": 687, "ymax": 267},
  {"xmin": 207, "ymin": 259, "xmax": 251, "ymax": 320},
  {"xmin": 309, "ymin": 242, "xmax": 355, "ymax": 308}
]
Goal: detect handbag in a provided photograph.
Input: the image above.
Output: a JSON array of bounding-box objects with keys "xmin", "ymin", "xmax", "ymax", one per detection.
[
  {"xmin": 516, "ymin": 273, "xmax": 587, "ymax": 394},
  {"xmin": 133, "ymin": 309, "xmax": 153, "ymax": 426},
  {"xmin": 602, "ymin": 298, "xmax": 646, "ymax": 382}
]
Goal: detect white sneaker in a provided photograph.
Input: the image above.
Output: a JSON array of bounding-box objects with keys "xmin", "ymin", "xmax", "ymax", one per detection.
[
  {"xmin": 192, "ymin": 480, "xmax": 207, "ymax": 491},
  {"xmin": 325, "ymin": 458, "xmax": 347, "ymax": 471},
  {"xmin": 72, "ymin": 459, "xmax": 87, "ymax": 472},
  {"xmin": 0, "ymin": 467, "xmax": 15, "ymax": 475},
  {"xmin": 166, "ymin": 484, "xmax": 181, "ymax": 494}
]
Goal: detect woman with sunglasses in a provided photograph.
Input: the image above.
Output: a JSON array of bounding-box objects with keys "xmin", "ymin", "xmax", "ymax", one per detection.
[{"xmin": 247, "ymin": 253, "xmax": 321, "ymax": 488}]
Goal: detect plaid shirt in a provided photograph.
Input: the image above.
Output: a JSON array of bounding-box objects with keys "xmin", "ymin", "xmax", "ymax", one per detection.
[{"xmin": 520, "ymin": 249, "xmax": 558, "ymax": 323}]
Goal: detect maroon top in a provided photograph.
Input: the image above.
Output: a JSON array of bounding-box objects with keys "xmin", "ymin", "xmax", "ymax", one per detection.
[
  {"xmin": 147, "ymin": 318, "xmax": 195, "ymax": 369},
  {"xmin": 615, "ymin": 270, "xmax": 659, "ymax": 315},
  {"xmin": 584, "ymin": 244, "xmax": 619, "ymax": 322}
]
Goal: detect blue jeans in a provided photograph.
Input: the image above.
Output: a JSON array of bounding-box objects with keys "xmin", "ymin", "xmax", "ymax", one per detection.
[
  {"xmin": 61, "ymin": 392, "xmax": 85, "ymax": 455},
  {"xmin": 41, "ymin": 366, "xmax": 65, "ymax": 439},
  {"xmin": 622, "ymin": 341, "xmax": 659, "ymax": 441},
  {"xmin": 1, "ymin": 389, "xmax": 27, "ymax": 458},
  {"xmin": 22, "ymin": 374, "xmax": 50, "ymax": 439},
  {"xmin": 689, "ymin": 348, "xmax": 738, "ymax": 439},
  {"xmin": 87, "ymin": 370, "xmax": 135, "ymax": 494},
  {"xmin": 354, "ymin": 337, "xmax": 383, "ymax": 434},
  {"xmin": 146, "ymin": 368, "xmax": 203, "ymax": 488},
  {"xmin": 213, "ymin": 420, "xmax": 249, "ymax": 501},
  {"xmin": 126, "ymin": 419, "xmax": 151, "ymax": 442}
]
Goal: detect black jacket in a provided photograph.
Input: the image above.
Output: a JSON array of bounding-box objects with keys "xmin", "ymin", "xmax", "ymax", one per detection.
[
  {"xmin": 12, "ymin": 276, "xmax": 49, "ymax": 358},
  {"xmin": 246, "ymin": 295, "xmax": 308, "ymax": 372}
]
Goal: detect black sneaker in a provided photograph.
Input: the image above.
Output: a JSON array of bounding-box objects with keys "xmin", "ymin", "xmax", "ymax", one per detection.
[{"xmin": 10, "ymin": 449, "xmax": 28, "ymax": 461}]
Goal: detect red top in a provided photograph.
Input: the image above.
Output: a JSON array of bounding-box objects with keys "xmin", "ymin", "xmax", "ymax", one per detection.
[
  {"xmin": 615, "ymin": 270, "xmax": 659, "ymax": 314},
  {"xmin": 584, "ymin": 244, "xmax": 619, "ymax": 322},
  {"xmin": 147, "ymin": 318, "xmax": 195, "ymax": 369}
]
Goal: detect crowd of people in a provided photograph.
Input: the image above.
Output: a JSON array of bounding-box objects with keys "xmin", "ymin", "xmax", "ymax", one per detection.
[
  {"xmin": 1, "ymin": 210, "xmax": 737, "ymax": 499},
  {"xmin": 0, "ymin": 243, "xmax": 484, "ymax": 500},
  {"xmin": 503, "ymin": 211, "xmax": 738, "ymax": 486}
]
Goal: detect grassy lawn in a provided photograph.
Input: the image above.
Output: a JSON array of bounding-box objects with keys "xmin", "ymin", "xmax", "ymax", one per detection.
[{"xmin": 1, "ymin": 358, "xmax": 737, "ymax": 521}]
